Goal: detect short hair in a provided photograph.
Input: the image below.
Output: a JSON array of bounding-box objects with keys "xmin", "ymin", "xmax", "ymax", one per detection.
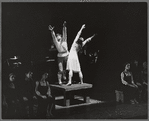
[
  {"xmin": 9, "ymin": 73, "xmax": 15, "ymax": 77},
  {"xmin": 56, "ymin": 33, "xmax": 62, "ymax": 37},
  {"xmin": 76, "ymin": 37, "xmax": 84, "ymax": 46},
  {"xmin": 143, "ymin": 61, "xmax": 147, "ymax": 67},
  {"xmin": 42, "ymin": 72, "xmax": 48, "ymax": 76},
  {"xmin": 123, "ymin": 62, "xmax": 130, "ymax": 68},
  {"xmin": 26, "ymin": 71, "xmax": 33, "ymax": 75}
]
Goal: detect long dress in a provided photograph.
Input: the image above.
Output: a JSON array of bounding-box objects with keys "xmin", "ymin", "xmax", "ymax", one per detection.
[{"xmin": 67, "ymin": 43, "xmax": 81, "ymax": 72}]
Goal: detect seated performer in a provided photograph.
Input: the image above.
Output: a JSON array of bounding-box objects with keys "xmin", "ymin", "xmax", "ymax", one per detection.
[
  {"xmin": 66, "ymin": 24, "xmax": 95, "ymax": 86},
  {"xmin": 21, "ymin": 71, "xmax": 36, "ymax": 118},
  {"xmin": 5, "ymin": 73, "xmax": 22, "ymax": 118},
  {"xmin": 131, "ymin": 60, "xmax": 142, "ymax": 102},
  {"xmin": 48, "ymin": 21, "xmax": 69, "ymax": 85},
  {"xmin": 121, "ymin": 63, "xmax": 139, "ymax": 104},
  {"xmin": 141, "ymin": 61, "xmax": 148, "ymax": 102},
  {"xmin": 35, "ymin": 73, "xmax": 54, "ymax": 119}
]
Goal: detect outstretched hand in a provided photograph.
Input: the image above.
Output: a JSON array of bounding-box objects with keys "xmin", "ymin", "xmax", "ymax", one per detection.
[
  {"xmin": 81, "ymin": 24, "xmax": 86, "ymax": 29},
  {"xmin": 91, "ymin": 34, "xmax": 96, "ymax": 39},
  {"xmin": 63, "ymin": 21, "xmax": 66, "ymax": 27},
  {"xmin": 88, "ymin": 34, "xmax": 96, "ymax": 42},
  {"xmin": 48, "ymin": 25, "xmax": 54, "ymax": 31}
]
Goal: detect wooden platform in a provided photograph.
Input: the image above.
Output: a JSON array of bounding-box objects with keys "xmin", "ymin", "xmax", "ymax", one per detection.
[{"xmin": 50, "ymin": 83, "xmax": 93, "ymax": 107}]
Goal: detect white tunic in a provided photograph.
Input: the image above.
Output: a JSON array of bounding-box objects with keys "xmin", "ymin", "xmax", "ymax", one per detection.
[{"xmin": 67, "ymin": 42, "xmax": 81, "ymax": 72}]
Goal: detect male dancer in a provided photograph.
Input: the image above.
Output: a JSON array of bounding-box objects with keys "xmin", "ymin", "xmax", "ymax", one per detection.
[{"xmin": 49, "ymin": 21, "xmax": 69, "ymax": 85}]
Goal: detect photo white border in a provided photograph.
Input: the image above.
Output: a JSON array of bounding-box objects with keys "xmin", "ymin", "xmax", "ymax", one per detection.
[{"xmin": 0, "ymin": 0, "xmax": 148, "ymax": 121}]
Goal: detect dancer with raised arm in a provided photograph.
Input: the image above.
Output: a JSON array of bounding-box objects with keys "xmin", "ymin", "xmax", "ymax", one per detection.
[
  {"xmin": 66, "ymin": 24, "xmax": 95, "ymax": 86},
  {"xmin": 49, "ymin": 21, "xmax": 69, "ymax": 85}
]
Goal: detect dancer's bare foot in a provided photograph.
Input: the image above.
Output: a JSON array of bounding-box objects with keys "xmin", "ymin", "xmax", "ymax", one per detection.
[
  {"xmin": 59, "ymin": 81, "xmax": 62, "ymax": 85},
  {"xmin": 78, "ymin": 82, "xmax": 83, "ymax": 84},
  {"xmin": 66, "ymin": 82, "xmax": 72, "ymax": 86}
]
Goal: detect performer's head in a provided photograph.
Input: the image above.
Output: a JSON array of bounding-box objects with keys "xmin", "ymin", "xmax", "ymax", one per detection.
[
  {"xmin": 77, "ymin": 37, "xmax": 84, "ymax": 46},
  {"xmin": 9, "ymin": 73, "xmax": 16, "ymax": 82},
  {"xmin": 133, "ymin": 60, "xmax": 138, "ymax": 66},
  {"xmin": 25, "ymin": 71, "xmax": 33, "ymax": 79},
  {"xmin": 124, "ymin": 63, "xmax": 130, "ymax": 71},
  {"xmin": 76, "ymin": 37, "xmax": 84, "ymax": 50},
  {"xmin": 56, "ymin": 33, "xmax": 62, "ymax": 42},
  {"xmin": 42, "ymin": 73, "xmax": 49, "ymax": 80},
  {"xmin": 143, "ymin": 61, "xmax": 147, "ymax": 69}
]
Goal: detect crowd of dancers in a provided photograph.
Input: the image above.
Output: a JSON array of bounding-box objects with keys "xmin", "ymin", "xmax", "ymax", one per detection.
[{"xmin": 2, "ymin": 21, "xmax": 147, "ymax": 119}]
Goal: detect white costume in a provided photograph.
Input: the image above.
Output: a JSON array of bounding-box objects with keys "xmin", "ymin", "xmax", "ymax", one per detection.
[{"xmin": 67, "ymin": 42, "xmax": 81, "ymax": 72}]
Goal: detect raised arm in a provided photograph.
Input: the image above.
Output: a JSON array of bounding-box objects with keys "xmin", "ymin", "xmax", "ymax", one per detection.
[
  {"xmin": 73, "ymin": 24, "xmax": 85, "ymax": 44},
  {"xmin": 62, "ymin": 21, "xmax": 67, "ymax": 42},
  {"xmin": 82, "ymin": 34, "xmax": 95, "ymax": 47},
  {"xmin": 48, "ymin": 25, "xmax": 59, "ymax": 47}
]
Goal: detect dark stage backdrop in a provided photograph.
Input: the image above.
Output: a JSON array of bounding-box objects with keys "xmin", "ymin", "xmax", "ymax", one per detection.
[{"xmin": 2, "ymin": 2, "xmax": 147, "ymax": 92}]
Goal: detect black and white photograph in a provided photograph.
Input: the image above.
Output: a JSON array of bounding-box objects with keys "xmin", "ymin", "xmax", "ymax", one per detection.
[{"xmin": 1, "ymin": 0, "xmax": 148, "ymax": 119}]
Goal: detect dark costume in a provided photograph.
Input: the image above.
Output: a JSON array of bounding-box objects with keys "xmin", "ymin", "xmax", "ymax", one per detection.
[
  {"xmin": 22, "ymin": 77, "xmax": 35, "ymax": 118},
  {"xmin": 131, "ymin": 64, "xmax": 143, "ymax": 101},
  {"xmin": 122, "ymin": 71, "xmax": 138, "ymax": 102},
  {"xmin": 5, "ymin": 82, "xmax": 21, "ymax": 118},
  {"xmin": 36, "ymin": 81, "xmax": 54, "ymax": 118},
  {"xmin": 141, "ymin": 68, "xmax": 148, "ymax": 102}
]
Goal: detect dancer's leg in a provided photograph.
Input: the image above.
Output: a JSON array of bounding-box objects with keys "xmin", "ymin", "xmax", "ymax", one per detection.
[
  {"xmin": 58, "ymin": 57, "xmax": 63, "ymax": 84},
  {"xmin": 66, "ymin": 70, "xmax": 73, "ymax": 86},
  {"xmin": 47, "ymin": 97, "xmax": 54, "ymax": 117},
  {"xmin": 62, "ymin": 56, "xmax": 68, "ymax": 80},
  {"xmin": 57, "ymin": 72, "xmax": 62, "ymax": 85},
  {"xmin": 79, "ymin": 71, "xmax": 83, "ymax": 84}
]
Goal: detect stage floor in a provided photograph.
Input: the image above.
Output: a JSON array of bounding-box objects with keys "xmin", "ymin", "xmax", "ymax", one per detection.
[{"xmin": 54, "ymin": 101, "xmax": 148, "ymax": 119}]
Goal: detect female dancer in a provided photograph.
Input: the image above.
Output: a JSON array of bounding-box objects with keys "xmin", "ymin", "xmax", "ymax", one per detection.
[
  {"xmin": 121, "ymin": 63, "xmax": 139, "ymax": 104},
  {"xmin": 35, "ymin": 73, "xmax": 54, "ymax": 118},
  {"xmin": 66, "ymin": 24, "xmax": 95, "ymax": 86}
]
